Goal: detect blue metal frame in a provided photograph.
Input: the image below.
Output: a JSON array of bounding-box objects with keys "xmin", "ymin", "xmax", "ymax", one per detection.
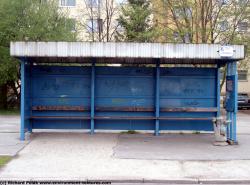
[
  {"xmin": 226, "ymin": 61, "xmax": 238, "ymax": 144},
  {"xmin": 232, "ymin": 61, "xmax": 238, "ymax": 142},
  {"xmin": 217, "ymin": 65, "xmax": 221, "ymax": 118},
  {"xmin": 20, "ymin": 59, "xmax": 26, "ymax": 140},
  {"xmin": 20, "ymin": 65, "xmax": 223, "ymax": 139},
  {"xmin": 155, "ymin": 61, "xmax": 160, "ymax": 136},
  {"xmin": 226, "ymin": 63, "xmax": 231, "ymax": 140},
  {"xmin": 90, "ymin": 62, "xmax": 95, "ymax": 134},
  {"xmin": 28, "ymin": 62, "xmax": 33, "ymax": 133}
]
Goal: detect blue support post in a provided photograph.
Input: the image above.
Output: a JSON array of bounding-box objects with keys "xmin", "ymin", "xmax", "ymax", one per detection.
[
  {"xmin": 232, "ymin": 61, "xmax": 238, "ymax": 143},
  {"xmin": 155, "ymin": 61, "xmax": 160, "ymax": 136},
  {"xmin": 226, "ymin": 61, "xmax": 238, "ymax": 144},
  {"xmin": 90, "ymin": 61, "xmax": 95, "ymax": 134},
  {"xmin": 226, "ymin": 63, "xmax": 231, "ymax": 140},
  {"xmin": 28, "ymin": 63, "xmax": 33, "ymax": 133},
  {"xmin": 20, "ymin": 59, "xmax": 26, "ymax": 140},
  {"xmin": 229, "ymin": 63, "xmax": 234, "ymax": 141},
  {"xmin": 217, "ymin": 65, "xmax": 221, "ymax": 117}
]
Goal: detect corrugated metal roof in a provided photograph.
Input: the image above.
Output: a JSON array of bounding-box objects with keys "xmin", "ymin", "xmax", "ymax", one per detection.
[{"xmin": 10, "ymin": 42, "xmax": 245, "ymax": 64}]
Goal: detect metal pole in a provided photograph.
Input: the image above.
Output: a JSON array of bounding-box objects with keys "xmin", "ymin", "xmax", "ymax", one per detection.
[
  {"xmin": 232, "ymin": 61, "xmax": 238, "ymax": 143},
  {"xmin": 155, "ymin": 61, "xmax": 160, "ymax": 136},
  {"xmin": 20, "ymin": 59, "xmax": 26, "ymax": 141},
  {"xmin": 226, "ymin": 63, "xmax": 231, "ymax": 140},
  {"xmin": 28, "ymin": 63, "xmax": 33, "ymax": 133},
  {"xmin": 217, "ymin": 65, "xmax": 221, "ymax": 117},
  {"xmin": 90, "ymin": 61, "xmax": 96, "ymax": 134}
]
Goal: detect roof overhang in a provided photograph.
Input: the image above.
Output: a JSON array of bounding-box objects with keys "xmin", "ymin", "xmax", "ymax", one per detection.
[{"xmin": 10, "ymin": 42, "xmax": 245, "ymax": 65}]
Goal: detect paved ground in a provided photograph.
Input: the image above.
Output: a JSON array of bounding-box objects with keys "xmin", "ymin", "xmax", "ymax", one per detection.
[
  {"xmin": 114, "ymin": 134, "xmax": 250, "ymax": 160},
  {"xmin": 0, "ymin": 115, "xmax": 28, "ymax": 156},
  {"xmin": 0, "ymin": 110, "xmax": 250, "ymax": 183},
  {"xmin": 0, "ymin": 115, "xmax": 19, "ymax": 132}
]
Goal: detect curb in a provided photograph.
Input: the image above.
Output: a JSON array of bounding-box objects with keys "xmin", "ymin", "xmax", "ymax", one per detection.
[
  {"xmin": 1, "ymin": 178, "xmax": 250, "ymax": 184},
  {"xmin": 109, "ymin": 179, "xmax": 250, "ymax": 184}
]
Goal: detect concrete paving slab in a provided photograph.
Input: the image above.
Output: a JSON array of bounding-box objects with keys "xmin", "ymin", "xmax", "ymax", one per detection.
[
  {"xmin": 237, "ymin": 111, "xmax": 250, "ymax": 135},
  {"xmin": 0, "ymin": 133, "xmax": 28, "ymax": 156},
  {"xmin": 1, "ymin": 133, "xmax": 250, "ymax": 181},
  {"xmin": 114, "ymin": 134, "xmax": 250, "ymax": 161},
  {"xmin": 0, "ymin": 115, "xmax": 20, "ymax": 133}
]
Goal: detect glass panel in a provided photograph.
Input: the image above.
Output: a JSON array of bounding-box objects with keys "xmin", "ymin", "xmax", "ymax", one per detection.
[
  {"xmin": 67, "ymin": 0, "xmax": 76, "ymax": 6},
  {"xmin": 238, "ymin": 70, "xmax": 248, "ymax": 81}
]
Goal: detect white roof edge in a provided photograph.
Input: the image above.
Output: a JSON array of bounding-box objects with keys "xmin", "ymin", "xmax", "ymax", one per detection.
[{"xmin": 10, "ymin": 41, "xmax": 245, "ymax": 60}]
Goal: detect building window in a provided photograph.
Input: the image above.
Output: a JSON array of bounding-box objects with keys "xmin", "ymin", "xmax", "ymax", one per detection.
[
  {"xmin": 220, "ymin": 70, "xmax": 248, "ymax": 81},
  {"xmin": 238, "ymin": 70, "xmax": 248, "ymax": 81},
  {"xmin": 173, "ymin": 32, "xmax": 180, "ymax": 41},
  {"xmin": 60, "ymin": 0, "xmax": 76, "ymax": 7},
  {"xmin": 174, "ymin": 7, "xmax": 192, "ymax": 19},
  {"xmin": 86, "ymin": 0, "xmax": 100, "ymax": 7},
  {"xmin": 238, "ymin": 0, "xmax": 248, "ymax": 5},
  {"xmin": 237, "ymin": 21, "xmax": 248, "ymax": 32},
  {"xmin": 115, "ymin": 20, "xmax": 124, "ymax": 33},
  {"xmin": 218, "ymin": 20, "xmax": 229, "ymax": 32},
  {"xmin": 218, "ymin": 0, "xmax": 231, "ymax": 5},
  {"xmin": 87, "ymin": 19, "xmax": 103, "ymax": 33},
  {"xmin": 116, "ymin": 0, "xmax": 127, "ymax": 4},
  {"xmin": 66, "ymin": 19, "xmax": 76, "ymax": 32}
]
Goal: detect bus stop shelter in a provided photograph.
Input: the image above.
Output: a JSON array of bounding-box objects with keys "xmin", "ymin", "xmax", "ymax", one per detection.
[{"xmin": 10, "ymin": 42, "xmax": 245, "ymax": 144}]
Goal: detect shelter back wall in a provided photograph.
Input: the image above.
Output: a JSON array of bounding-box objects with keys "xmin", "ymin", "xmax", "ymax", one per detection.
[{"xmin": 29, "ymin": 65, "xmax": 217, "ymax": 131}]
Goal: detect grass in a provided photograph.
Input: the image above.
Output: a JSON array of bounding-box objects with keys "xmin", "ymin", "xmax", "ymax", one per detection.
[
  {"xmin": 0, "ymin": 156, "xmax": 12, "ymax": 168},
  {"xmin": 0, "ymin": 109, "xmax": 20, "ymax": 115},
  {"xmin": 120, "ymin": 130, "xmax": 139, "ymax": 134},
  {"xmin": 193, "ymin": 131, "xmax": 201, "ymax": 134}
]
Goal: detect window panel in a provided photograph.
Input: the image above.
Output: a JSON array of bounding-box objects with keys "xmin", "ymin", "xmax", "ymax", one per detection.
[
  {"xmin": 87, "ymin": 19, "xmax": 99, "ymax": 32},
  {"xmin": 60, "ymin": 0, "xmax": 75, "ymax": 6},
  {"xmin": 86, "ymin": 0, "xmax": 100, "ymax": 7},
  {"xmin": 238, "ymin": 70, "xmax": 248, "ymax": 81},
  {"xmin": 238, "ymin": 21, "xmax": 248, "ymax": 32}
]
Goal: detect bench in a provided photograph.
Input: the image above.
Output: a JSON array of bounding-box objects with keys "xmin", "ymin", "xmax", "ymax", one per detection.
[{"xmin": 30, "ymin": 106, "xmax": 217, "ymax": 121}]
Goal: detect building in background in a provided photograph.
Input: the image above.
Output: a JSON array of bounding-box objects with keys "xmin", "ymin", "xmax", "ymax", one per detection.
[{"xmin": 58, "ymin": 0, "xmax": 125, "ymax": 41}]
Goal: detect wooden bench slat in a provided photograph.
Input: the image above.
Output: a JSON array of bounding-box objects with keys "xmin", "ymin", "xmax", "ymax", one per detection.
[
  {"xmin": 95, "ymin": 107, "xmax": 154, "ymax": 112},
  {"xmin": 30, "ymin": 116, "xmax": 214, "ymax": 121},
  {"xmin": 32, "ymin": 106, "xmax": 217, "ymax": 113},
  {"xmin": 94, "ymin": 116, "xmax": 156, "ymax": 120},
  {"xmin": 161, "ymin": 108, "xmax": 217, "ymax": 112},
  {"xmin": 31, "ymin": 116, "xmax": 91, "ymax": 120},
  {"xmin": 32, "ymin": 106, "xmax": 89, "ymax": 111},
  {"xmin": 159, "ymin": 117, "xmax": 214, "ymax": 121}
]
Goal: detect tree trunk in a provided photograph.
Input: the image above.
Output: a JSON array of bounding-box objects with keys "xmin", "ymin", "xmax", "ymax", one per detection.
[{"xmin": 0, "ymin": 84, "xmax": 8, "ymax": 109}]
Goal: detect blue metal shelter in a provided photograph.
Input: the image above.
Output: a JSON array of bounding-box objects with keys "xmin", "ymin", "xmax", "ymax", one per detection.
[{"xmin": 10, "ymin": 42, "xmax": 245, "ymax": 143}]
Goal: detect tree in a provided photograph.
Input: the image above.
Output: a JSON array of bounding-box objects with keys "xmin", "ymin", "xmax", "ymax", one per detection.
[
  {"xmin": 154, "ymin": 0, "xmax": 250, "ymax": 90},
  {"xmin": 0, "ymin": 0, "xmax": 76, "ymax": 109},
  {"xmin": 116, "ymin": 0, "xmax": 157, "ymax": 42},
  {"xmin": 155, "ymin": 0, "xmax": 250, "ymax": 44},
  {"xmin": 79, "ymin": 0, "xmax": 121, "ymax": 42}
]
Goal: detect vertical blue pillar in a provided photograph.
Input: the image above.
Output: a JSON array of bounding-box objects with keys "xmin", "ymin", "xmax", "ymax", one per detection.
[
  {"xmin": 217, "ymin": 65, "xmax": 221, "ymax": 117},
  {"xmin": 28, "ymin": 62, "xmax": 33, "ymax": 133},
  {"xmin": 90, "ymin": 61, "xmax": 95, "ymax": 134},
  {"xmin": 20, "ymin": 59, "xmax": 26, "ymax": 141},
  {"xmin": 226, "ymin": 61, "xmax": 238, "ymax": 144},
  {"xmin": 155, "ymin": 61, "xmax": 160, "ymax": 136},
  {"xmin": 232, "ymin": 61, "xmax": 238, "ymax": 143},
  {"xmin": 226, "ymin": 63, "xmax": 231, "ymax": 140}
]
